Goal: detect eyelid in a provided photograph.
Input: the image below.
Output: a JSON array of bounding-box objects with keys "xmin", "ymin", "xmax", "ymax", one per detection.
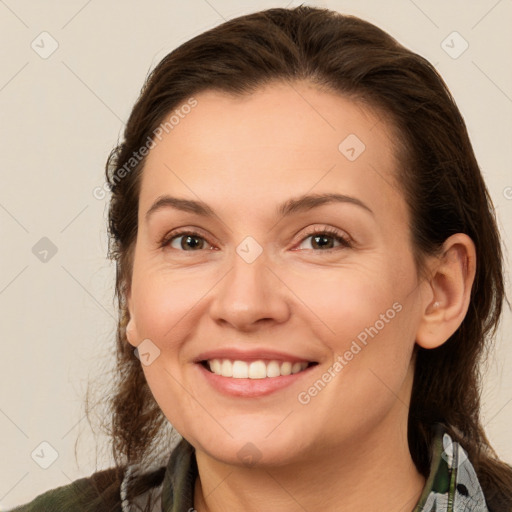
[
  {"xmin": 160, "ymin": 224, "xmax": 353, "ymax": 252},
  {"xmin": 291, "ymin": 225, "xmax": 353, "ymax": 250},
  {"xmin": 159, "ymin": 227, "xmax": 218, "ymax": 250}
]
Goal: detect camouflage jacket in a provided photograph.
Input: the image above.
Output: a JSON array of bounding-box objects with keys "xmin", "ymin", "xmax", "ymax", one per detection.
[{"xmin": 6, "ymin": 425, "xmax": 504, "ymax": 511}]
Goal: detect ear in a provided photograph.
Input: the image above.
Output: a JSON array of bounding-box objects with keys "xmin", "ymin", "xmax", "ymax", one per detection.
[
  {"xmin": 415, "ymin": 233, "xmax": 476, "ymax": 349},
  {"xmin": 125, "ymin": 287, "xmax": 139, "ymax": 348}
]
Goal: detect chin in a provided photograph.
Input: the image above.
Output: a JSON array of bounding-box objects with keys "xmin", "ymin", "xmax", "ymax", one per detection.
[{"xmin": 192, "ymin": 427, "xmax": 313, "ymax": 468}]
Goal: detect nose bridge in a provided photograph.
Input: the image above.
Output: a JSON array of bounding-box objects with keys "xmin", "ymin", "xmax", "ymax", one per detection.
[{"xmin": 209, "ymin": 237, "xmax": 290, "ymax": 329}]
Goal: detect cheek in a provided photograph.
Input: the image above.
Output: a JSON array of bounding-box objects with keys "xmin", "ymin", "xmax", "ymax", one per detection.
[
  {"xmin": 287, "ymin": 262, "xmax": 405, "ymax": 349},
  {"xmin": 290, "ymin": 259, "xmax": 418, "ymax": 401},
  {"xmin": 130, "ymin": 266, "xmax": 206, "ymax": 346}
]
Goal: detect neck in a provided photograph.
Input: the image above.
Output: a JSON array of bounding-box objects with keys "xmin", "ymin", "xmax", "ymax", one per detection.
[{"xmin": 193, "ymin": 417, "xmax": 426, "ymax": 512}]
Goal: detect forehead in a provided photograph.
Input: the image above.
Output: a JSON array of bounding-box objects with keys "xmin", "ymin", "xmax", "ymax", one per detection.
[{"xmin": 139, "ymin": 81, "xmax": 405, "ymax": 220}]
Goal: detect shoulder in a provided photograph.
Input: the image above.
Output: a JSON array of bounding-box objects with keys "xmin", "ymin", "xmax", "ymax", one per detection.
[{"xmin": 8, "ymin": 466, "xmax": 125, "ymax": 512}]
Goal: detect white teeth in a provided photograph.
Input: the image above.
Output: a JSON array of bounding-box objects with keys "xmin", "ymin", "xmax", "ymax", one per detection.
[
  {"xmin": 266, "ymin": 360, "xmax": 281, "ymax": 378},
  {"xmin": 206, "ymin": 359, "xmax": 309, "ymax": 378},
  {"xmin": 291, "ymin": 362, "xmax": 303, "ymax": 374},
  {"xmin": 248, "ymin": 360, "xmax": 267, "ymax": 379},
  {"xmin": 280, "ymin": 361, "xmax": 292, "ymax": 375},
  {"xmin": 210, "ymin": 359, "xmax": 222, "ymax": 374},
  {"xmin": 232, "ymin": 360, "xmax": 249, "ymax": 378}
]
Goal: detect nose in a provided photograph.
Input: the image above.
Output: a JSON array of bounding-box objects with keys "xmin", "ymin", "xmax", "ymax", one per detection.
[{"xmin": 208, "ymin": 248, "xmax": 291, "ymax": 332}]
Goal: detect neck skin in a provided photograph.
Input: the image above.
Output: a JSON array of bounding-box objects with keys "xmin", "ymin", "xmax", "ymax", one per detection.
[{"xmin": 192, "ymin": 367, "xmax": 426, "ymax": 512}]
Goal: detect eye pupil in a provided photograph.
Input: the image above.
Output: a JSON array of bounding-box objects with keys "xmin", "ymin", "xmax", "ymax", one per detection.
[
  {"xmin": 312, "ymin": 235, "xmax": 334, "ymax": 249},
  {"xmin": 182, "ymin": 235, "xmax": 203, "ymax": 250}
]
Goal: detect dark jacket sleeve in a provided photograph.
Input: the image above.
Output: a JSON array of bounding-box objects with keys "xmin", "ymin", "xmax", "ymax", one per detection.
[
  {"xmin": 8, "ymin": 466, "xmax": 125, "ymax": 512},
  {"xmin": 485, "ymin": 489, "xmax": 512, "ymax": 512}
]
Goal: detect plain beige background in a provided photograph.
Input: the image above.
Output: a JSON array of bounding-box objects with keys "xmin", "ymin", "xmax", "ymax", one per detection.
[{"xmin": 0, "ymin": 0, "xmax": 511, "ymax": 508}]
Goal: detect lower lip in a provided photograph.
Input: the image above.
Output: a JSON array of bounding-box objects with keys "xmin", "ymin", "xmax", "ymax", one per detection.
[{"xmin": 196, "ymin": 362, "xmax": 316, "ymax": 398}]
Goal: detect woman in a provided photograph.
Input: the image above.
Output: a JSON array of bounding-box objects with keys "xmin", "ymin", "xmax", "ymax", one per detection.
[{"xmin": 10, "ymin": 5, "xmax": 511, "ymax": 512}]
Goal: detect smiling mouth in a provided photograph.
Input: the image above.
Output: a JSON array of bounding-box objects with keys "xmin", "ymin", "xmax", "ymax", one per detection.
[{"xmin": 200, "ymin": 359, "xmax": 318, "ymax": 379}]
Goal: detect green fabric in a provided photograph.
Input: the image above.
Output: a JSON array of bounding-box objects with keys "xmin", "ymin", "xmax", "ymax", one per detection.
[
  {"xmin": 413, "ymin": 425, "xmax": 489, "ymax": 511},
  {"xmin": 7, "ymin": 466, "xmax": 124, "ymax": 511},
  {"xmin": 7, "ymin": 425, "xmax": 491, "ymax": 511}
]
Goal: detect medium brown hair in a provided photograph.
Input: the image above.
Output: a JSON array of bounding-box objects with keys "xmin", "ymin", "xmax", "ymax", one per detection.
[{"xmin": 90, "ymin": 5, "xmax": 512, "ymax": 509}]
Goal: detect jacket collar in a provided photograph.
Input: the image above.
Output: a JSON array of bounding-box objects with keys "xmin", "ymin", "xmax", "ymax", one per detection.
[
  {"xmin": 413, "ymin": 424, "xmax": 489, "ymax": 511},
  {"xmin": 121, "ymin": 424, "xmax": 489, "ymax": 512}
]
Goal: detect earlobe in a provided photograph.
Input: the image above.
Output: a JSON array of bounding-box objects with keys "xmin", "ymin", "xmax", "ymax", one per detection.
[
  {"xmin": 415, "ymin": 233, "xmax": 476, "ymax": 350},
  {"xmin": 125, "ymin": 292, "xmax": 139, "ymax": 347},
  {"xmin": 126, "ymin": 316, "xmax": 138, "ymax": 347}
]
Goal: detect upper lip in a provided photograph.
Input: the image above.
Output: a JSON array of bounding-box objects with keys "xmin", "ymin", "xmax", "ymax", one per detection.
[{"xmin": 193, "ymin": 347, "xmax": 318, "ymax": 364}]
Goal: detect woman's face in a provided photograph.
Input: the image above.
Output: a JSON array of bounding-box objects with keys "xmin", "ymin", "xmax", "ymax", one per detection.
[{"xmin": 127, "ymin": 81, "xmax": 429, "ymax": 465}]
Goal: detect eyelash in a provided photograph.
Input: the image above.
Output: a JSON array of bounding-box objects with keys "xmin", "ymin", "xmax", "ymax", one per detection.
[{"xmin": 159, "ymin": 226, "xmax": 353, "ymax": 253}]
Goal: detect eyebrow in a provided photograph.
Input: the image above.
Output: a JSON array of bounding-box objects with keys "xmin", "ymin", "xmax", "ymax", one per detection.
[{"xmin": 145, "ymin": 192, "xmax": 374, "ymax": 221}]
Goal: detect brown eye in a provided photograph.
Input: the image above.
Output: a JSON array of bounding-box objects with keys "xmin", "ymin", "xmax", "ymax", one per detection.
[
  {"xmin": 162, "ymin": 231, "xmax": 213, "ymax": 251},
  {"xmin": 296, "ymin": 227, "xmax": 352, "ymax": 251}
]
